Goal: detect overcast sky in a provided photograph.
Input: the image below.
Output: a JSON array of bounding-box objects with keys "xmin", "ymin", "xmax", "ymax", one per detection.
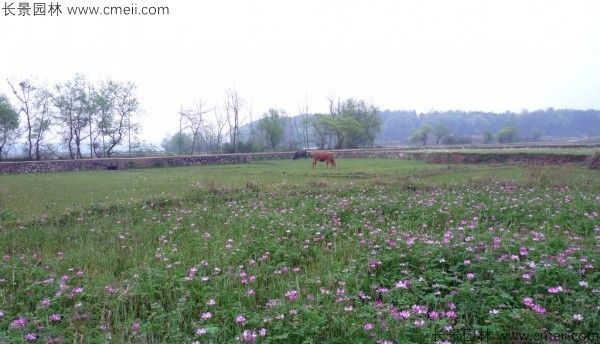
[{"xmin": 1, "ymin": 0, "xmax": 599, "ymax": 143}]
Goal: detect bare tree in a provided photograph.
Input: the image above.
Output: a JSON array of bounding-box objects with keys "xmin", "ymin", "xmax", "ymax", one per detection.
[
  {"xmin": 87, "ymin": 84, "xmax": 96, "ymax": 157},
  {"xmin": 325, "ymin": 95, "xmax": 342, "ymax": 148},
  {"xmin": 31, "ymin": 86, "xmax": 53, "ymax": 160},
  {"xmin": 178, "ymin": 105, "xmax": 184, "ymax": 155},
  {"xmin": 224, "ymin": 88, "xmax": 244, "ymax": 153},
  {"xmin": 209, "ymin": 105, "xmax": 227, "ymax": 152},
  {"xmin": 181, "ymin": 97, "xmax": 210, "ymax": 154},
  {"xmin": 7, "ymin": 79, "xmax": 55, "ymax": 160},
  {"xmin": 7, "ymin": 79, "xmax": 35, "ymax": 159},
  {"xmin": 114, "ymin": 82, "xmax": 139, "ymax": 156},
  {"xmin": 197, "ymin": 105, "xmax": 227, "ymax": 152},
  {"xmin": 299, "ymin": 95, "xmax": 311, "ymax": 149}
]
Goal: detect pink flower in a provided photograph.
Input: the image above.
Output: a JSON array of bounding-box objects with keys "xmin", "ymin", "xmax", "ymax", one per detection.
[
  {"xmin": 0, "ymin": 310, "xmax": 5, "ymax": 319},
  {"xmin": 414, "ymin": 319, "xmax": 425, "ymax": 327},
  {"xmin": 195, "ymin": 327, "xmax": 207, "ymax": 336},
  {"xmin": 24, "ymin": 333, "xmax": 38, "ymax": 342},
  {"xmin": 241, "ymin": 330, "xmax": 257, "ymax": 343},
  {"xmin": 428, "ymin": 311, "xmax": 440, "ymax": 320},
  {"xmin": 285, "ymin": 289, "xmax": 299, "ymax": 301},
  {"xmin": 443, "ymin": 229, "xmax": 453, "ymax": 244},
  {"xmin": 532, "ymin": 304, "xmax": 546, "ymax": 315},
  {"xmin": 492, "ymin": 237, "xmax": 501, "ymax": 250},
  {"xmin": 201, "ymin": 312, "xmax": 212, "ymax": 320},
  {"xmin": 368, "ymin": 259, "xmax": 382, "ymax": 271},
  {"xmin": 412, "ymin": 304, "xmax": 428, "ymax": 315},
  {"xmin": 445, "ymin": 310, "xmax": 457, "ymax": 319},
  {"xmin": 259, "ymin": 328, "xmax": 267, "ymax": 336},
  {"xmin": 105, "ymin": 285, "xmax": 117, "ymax": 294},
  {"xmin": 235, "ymin": 314, "xmax": 247, "ymax": 325},
  {"xmin": 522, "ymin": 297, "xmax": 535, "ymax": 307},
  {"xmin": 395, "ymin": 280, "xmax": 411, "ymax": 289},
  {"xmin": 49, "ymin": 313, "xmax": 62, "ymax": 322},
  {"xmin": 466, "ymin": 272, "xmax": 475, "ymax": 280},
  {"xmin": 397, "ymin": 310, "xmax": 411, "ymax": 319},
  {"xmin": 519, "ymin": 247, "xmax": 529, "ymax": 256},
  {"xmin": 207, "ymin": 299, "xmax": 217, "ymax": 306},
  {"xmin": 131, "ymin": 322, "xmax": 140, "ymax": 332},
  {"xmin": 363, "ymin": 323, "xmax": 375, "ymax": 331},
  {"xmin": 40, "ymin": 298, "xmax": 51, "ymax": 308},
  {"xmin": 573, "ymin": 314, "xmax": 583, "ymax": 321},
  {"xmin": 11, "ymin": 316, "xmax": 28, "ymax": 329},
  {"xmin": 548, "ymin": 286, "xmax": 563, "ymax": 294}
]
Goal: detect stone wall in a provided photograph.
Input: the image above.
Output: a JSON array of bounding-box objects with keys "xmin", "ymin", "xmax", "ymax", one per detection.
[
  {"xmin": 0, "ymin": 149, "xmax": 589, "ymax": 174},
  {"xmin": 0, "ymin": 149, "xmax": 416, "ymax": 174}
]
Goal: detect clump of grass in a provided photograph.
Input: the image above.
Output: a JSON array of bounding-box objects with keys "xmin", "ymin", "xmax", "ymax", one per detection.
[
  {"xmin": 523, "ymin": 163, "xmax": 550, "ymax": 186},
  {"xmin": 308, "ymin": 179, "xmax": 329, "ymax": 188},
  {"xmin": 586, "ymin": 152, "xmax": 600, "ymax": 170}
]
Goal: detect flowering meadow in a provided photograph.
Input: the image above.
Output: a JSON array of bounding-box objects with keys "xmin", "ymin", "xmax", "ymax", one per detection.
[{"xmin": 1, "ymin": 160, "xmax": 599, "ymax": 343}]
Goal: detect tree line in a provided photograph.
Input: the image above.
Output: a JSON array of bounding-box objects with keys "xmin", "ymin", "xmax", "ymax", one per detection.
[
  {"xmin": 161, "ymin": 94, "xmax": 382, "ymax": 155},
  {"xmin": 382, "ymin": 109, "xmax": 600, "ymax": 145},
  {"xmin": 3, "ymin": 75, "xmax": 600, "ymax": 161},
  {"xmin": 0, "ymin": 75, "xmax": 141, "ymax": 160}
]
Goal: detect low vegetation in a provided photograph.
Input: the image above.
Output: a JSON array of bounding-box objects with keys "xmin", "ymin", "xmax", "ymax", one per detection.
[{"xmin": 1, "ymin": 160, "xmax": 599, "ymax": 343}]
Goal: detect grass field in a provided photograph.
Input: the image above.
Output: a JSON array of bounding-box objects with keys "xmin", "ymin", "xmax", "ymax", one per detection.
[
  {"xmin": 1, "ymin": 159, "xmax": 599, "ymax": 343},
  {"xmin": 402, "ymin": 147, "xmax": 600, "ymax": 156}
]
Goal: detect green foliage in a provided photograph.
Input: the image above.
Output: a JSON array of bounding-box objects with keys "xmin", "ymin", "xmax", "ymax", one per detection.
[
  {"xmin": 0, "ymin": 94, "xmax": 19, "ymax": 159},
  {"xmin": 92, "ymin": 80, "xmax": 140, "ymax": 157},
  {"xmin": 483, "ymin": 130, "xmax": 494, "ymax": 144},
  {"xmin": 223, "ymin": 139, "xmax": 263, "ymax": 153},
  {"xmin": 433, "ymin": 123, "xmax": 451, "ymax": 144},
  {"xmin": 496, "ymin": 125, "xmax": 519, "ymax": 143},
  {"xmin": 441, "ymin": 135, "xmax": 472, "ymax": 145},
  {"xmin": 0, "ymin": 95, "xmax": 19, "ymax": 131},
  {"xmin": 410, "ymin": 124, "xmax": 433, "ymax": 145},
  {"xmin": 311, "ymin": 98, "xmax": 382, "ymax": 149},
  {"xmin": 258, "ymin": 108, "xmax": 286, "ymax": 151},
  {"xmin": 336, "ymin": 98, "xmax": 381, "ymax": 148},
  {"xmin": 162, "ymin": 132, "xmax": 194, "ymax": 154}
]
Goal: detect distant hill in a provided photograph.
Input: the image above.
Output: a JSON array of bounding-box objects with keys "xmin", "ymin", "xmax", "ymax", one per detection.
[
  {"xmin": 240, "ymin": 109, "xmax": 600, "ymax": 147},
  {"xmin": 378, "ymin": 109, "xmax": 600, "ymax": 143}
]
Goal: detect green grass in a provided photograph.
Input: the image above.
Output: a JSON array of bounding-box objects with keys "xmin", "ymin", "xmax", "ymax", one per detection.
[
  {"xmin": 402, "ymin": 147, "xmax": 600, "ymax": 155},
  {"xmin": 0, "ymin": 159, "xmax": 449, "ymax": 221},
  {"xmin": 1, "ymin": 159, "xmax": 598, "ymax": 222},
  {"xmin": 1, "ymin": 159, "xmax": 599, "ymax": 343}
]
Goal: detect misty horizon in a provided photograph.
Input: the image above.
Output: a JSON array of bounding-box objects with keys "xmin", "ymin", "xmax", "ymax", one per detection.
[{"xmin": 2, "ymin": 0, "xmax": 600, "ymax": 144}]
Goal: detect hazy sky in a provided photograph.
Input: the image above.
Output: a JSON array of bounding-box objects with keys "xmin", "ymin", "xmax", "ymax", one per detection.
[{"xmin": 2, "ymin": 0, "xmax": 600, "ymax": 143}]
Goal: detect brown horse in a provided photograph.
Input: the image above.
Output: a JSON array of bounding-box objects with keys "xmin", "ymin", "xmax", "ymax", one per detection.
[{"xmin": 312, "ymin": 150, "xmax": 336, "ymax": 168}]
